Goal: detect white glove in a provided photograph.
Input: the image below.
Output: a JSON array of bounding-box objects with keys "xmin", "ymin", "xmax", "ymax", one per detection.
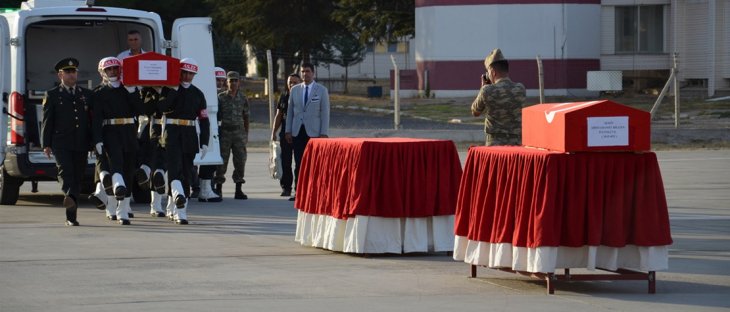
[
  {"xmin": 199, "ymin": 145, "xmax": 208, "ymax": 159},
  {"xmin": 95, "ymin": 142, "xmax": 103, "ymax": 155},
  {"xmin": 153, "ymin": 86, "xmax": 162, "ymax": 93},
  {"xmin": 125, "ymin": 86, "xmax": 137, "ymax": 93}
]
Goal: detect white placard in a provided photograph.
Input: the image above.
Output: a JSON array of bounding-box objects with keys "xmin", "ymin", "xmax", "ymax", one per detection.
[
  {"xmin": 138, "ymin": 60, "xmax": 167, "ymax": 80},
  {"xmin": 587, "ymin": 116, "xmax": 629, "ymax": 147}
]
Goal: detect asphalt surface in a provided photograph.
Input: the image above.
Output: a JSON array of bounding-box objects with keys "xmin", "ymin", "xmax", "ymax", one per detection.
[{"xmin": 1, "ymin": 149, "xmax": 729, "ymax": 311}]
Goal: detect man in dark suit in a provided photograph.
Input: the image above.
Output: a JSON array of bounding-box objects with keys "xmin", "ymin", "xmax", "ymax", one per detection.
[
  {"xmin": 41, "ymin": 57, "xmax": 92, "ymax": 226},
  {"xmin": 285, "ymin": 63, "xmax": 330, "ymax": 201}
]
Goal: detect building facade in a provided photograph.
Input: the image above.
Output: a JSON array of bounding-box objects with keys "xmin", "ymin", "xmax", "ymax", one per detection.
[{"xmin": 415, "ymin": 0, "xmax": 729, "ymax": 98}]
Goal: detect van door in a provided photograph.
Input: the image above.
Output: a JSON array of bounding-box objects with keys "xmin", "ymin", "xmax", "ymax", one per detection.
[
  {"xmin": 171, "ymin": 17, "xmax": 222, "ymax": 165},
  {"xmin": 0, "ymin": 17, "xmax": 10, "ymax": 165}
]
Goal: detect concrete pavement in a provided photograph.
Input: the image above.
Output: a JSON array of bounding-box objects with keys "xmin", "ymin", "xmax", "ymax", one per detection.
[{"xmin": 0, "ymin": 149, "xmax": 729, "ymax": 311}]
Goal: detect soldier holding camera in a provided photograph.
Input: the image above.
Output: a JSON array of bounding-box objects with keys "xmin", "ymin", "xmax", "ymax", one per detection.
[{"xmin": 470, "ymin": 48, "xmax": 526, "ymax": 146}]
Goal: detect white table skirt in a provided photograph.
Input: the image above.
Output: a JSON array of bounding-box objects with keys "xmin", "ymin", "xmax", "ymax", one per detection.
[
  {"xmin": 295, "ymin": 210, "xmax": 454, "ymax": 254},
  {"xmin": 453, "ymin": 235, "xmax": 669, "ymax": 273}
]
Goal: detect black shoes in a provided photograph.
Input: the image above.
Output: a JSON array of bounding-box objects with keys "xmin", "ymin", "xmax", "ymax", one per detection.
[
  {"xmin": 288, "ymin": 196, "xmax": 295, "ymax": 202},
  {"xmin": 280, "ymin": 189, "xmax": 292, "ymax": 197},
  {"xmin": 175, "ymin": 219, "xmax": 189, "ymax": 225},
  {"xmin": 102, "ymin": 175, "xmax": 113, "ymax": 195},
  {"xmin": 175, "ymin": 195, "xmax": 186, "ymax": 208},
  {"xmin": 107, "ymin": 215, "xmax": 117, "ymax": 221},
  {"xmin": 118, "ymin": 219, "xmax": 130, "ymax": 225},
  {"xmin": 135, "ymin": 168, "xmax": 150, "ymax": 191},
  {"xmin": 65, "ymin": 220, "xmax": 79, "ymax": 226},
  {"xmin": 152, "ymin": 171, "xmax": 166, "ymax": 194},
  {"xmin": 150, "ymin": 211, "xmax": 166, "ymax": 217},
  {"xmin": 234, "ymin": 183, "xmax": 248, "ymax": 200},
  {"xmin": 88, "ymin": 194, "xmax": 105, "ymax": 210},
  {"xmin": 114, "ymin": 186, "xmax": 126, "ymax": 201}
]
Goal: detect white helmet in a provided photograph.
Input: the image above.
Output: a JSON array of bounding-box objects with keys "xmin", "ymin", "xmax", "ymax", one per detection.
[
  {"xmin": 180, "ymin": 57, "xmax": 199, "ymax": 74},
  {"xmin": 98, "ymin": 56, "xmax": 121, "ymax": 71},
  {"xmin": 214, "ymin": 66, "xmax": 226, "ymax": 79}
]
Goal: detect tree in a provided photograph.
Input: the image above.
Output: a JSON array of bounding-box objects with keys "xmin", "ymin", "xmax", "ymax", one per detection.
[
  {"xmin": 333, "ymin": 0, "xmax": 415, "ymax": 44},
  {"xmin": 316, "ymin": 31, "xmax": 366, "ymax": 94}
]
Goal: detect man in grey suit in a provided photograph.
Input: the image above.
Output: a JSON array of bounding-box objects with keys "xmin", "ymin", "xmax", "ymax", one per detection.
[{"xmin": 285, "ymin": 62, "xmax": 330, "ymax": 201}]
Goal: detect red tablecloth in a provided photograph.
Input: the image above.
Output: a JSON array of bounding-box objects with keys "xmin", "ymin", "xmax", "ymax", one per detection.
[
  {"xmin": 295, "ymin": 138, "xmax": 463, "ymax": 219},
  {"xmin": 455, "ymin": 146, "xmax": 673, "ymax": 249}
]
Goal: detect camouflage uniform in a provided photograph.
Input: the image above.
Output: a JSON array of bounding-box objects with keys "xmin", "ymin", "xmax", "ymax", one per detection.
[
  {"xmin": 215, "ymin": 90, "xmax": 249, "ymax": 185},
  {"xmin": 471, "ymin": 77, "xmax": 526, "ymax": 146}
]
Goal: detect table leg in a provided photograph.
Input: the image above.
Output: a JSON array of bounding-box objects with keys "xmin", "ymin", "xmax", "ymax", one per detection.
[
  {"xmin": 470, "ymin": 265, "xmax": 477, "ymax": 278},
  {"xmin": 648, "ymin": 271, "xmax": 656, "ymax": 294},
  {"xmin": 546, "ymin": 273, "xmax": 556, "ymax": 295}
]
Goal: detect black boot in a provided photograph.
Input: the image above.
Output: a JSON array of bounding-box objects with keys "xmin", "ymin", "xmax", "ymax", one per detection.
[
  {"xmin": 214, "ymin": 183, "xmax": 223, "ymax": 196},
  {"xmin": 234, "ymin": 183, "xmax": 247, "ymax": 200}
]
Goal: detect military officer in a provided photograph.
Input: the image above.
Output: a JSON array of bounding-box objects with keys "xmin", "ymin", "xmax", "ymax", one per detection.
[
  {"xmin": 214, "ymin": 71, "xmax": 250, "ymax": 200},
  {"xmin": 470, "ymin": 48, "xmax": 526, "ymax": 146},
  {"xmin": 90, "ymin": 56, "xmax": 145, "ymax": 225},
  {"xmin": 41, "ymin": 57, "xmax": 92, "ymax": 226},
  {"xmin": 157, "ymin": 58, "xmax": 211, "ymax": 224}
]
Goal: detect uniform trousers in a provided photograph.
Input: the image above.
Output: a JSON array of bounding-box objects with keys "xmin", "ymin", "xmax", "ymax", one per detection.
[
  {"xmin": 215, "ymin": 128, "xmax": 247, "ymax": 184},
  {"xmin": 278, "ymin": 126, "xmax": 294, "ymax": 191},
  {"xmin": 292, "ymin": 125, "xmax": 311, "ymax": 191},
  {"xmin": 54, "ymin": 149, "xmax": 87, "ymax": 199},
  {"xmin": 165, "ymin": 149, "xmax": 195, "ymax": 198}
]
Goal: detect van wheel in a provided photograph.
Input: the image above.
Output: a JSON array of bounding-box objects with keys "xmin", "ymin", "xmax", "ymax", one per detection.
[
  {"xmin": 132, "ymin": 181, "xmax": 151, "ymax": 204},
  {"xmin": 0, "ymin": 166, "xmax": 22, "ymax": 205}
]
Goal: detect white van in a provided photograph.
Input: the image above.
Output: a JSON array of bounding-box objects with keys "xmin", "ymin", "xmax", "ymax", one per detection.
[{"xmin": 0, "ymin": 0, "xmax": 222, "ymax": 205}]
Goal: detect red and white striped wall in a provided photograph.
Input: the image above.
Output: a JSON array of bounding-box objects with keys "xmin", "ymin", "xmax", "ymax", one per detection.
[{"xmin": 415, "ymin": 0, "xmax": 601, "ymax": 97}]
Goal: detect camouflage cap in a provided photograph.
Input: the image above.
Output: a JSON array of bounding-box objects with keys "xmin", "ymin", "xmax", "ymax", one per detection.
[
  {"xmin": 484, "ymin": 48, "xmax": 506, "ymax": 68},
  {"xmin": 226, "ymin": 71, "xmax": 240, "ymax": 80}
]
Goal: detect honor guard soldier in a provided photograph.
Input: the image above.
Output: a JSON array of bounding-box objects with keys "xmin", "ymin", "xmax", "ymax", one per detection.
[
  {"xmin": 41, "ymin": 57, "xmax": 92, "ymax": 226},
  {"xmin": 157, "ymin": 58, "xmax": 211, "ymax": 224},
  {"xmin": 90, "ymin": 57, "xmax": 145, "ymax": 225},
  {"xmin": 137, "ymin": 86, "xmax": 169, "ymax": 217},
  {"xmin": 214, "ymin": 71, "xmax": 250, "ymax": 200},
  {"xmin": 194, "ymin": 67, "xmax": 226, "ymax": 203}
]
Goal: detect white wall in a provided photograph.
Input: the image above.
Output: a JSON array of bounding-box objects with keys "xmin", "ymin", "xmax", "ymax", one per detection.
[{"xmin": 416, "ymin": 4, "xmax": 601, "ymax": 62}]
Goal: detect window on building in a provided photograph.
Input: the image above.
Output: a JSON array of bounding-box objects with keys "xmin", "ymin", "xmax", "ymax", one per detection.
[{"xmin": 615, "ymin": 5, "xmax": 664, "ymax": 53}]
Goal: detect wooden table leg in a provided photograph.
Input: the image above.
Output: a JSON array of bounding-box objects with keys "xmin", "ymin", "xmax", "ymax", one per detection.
[{"xmin": 471, "ymin": 264, "xmax": 477, "ymax": 278}]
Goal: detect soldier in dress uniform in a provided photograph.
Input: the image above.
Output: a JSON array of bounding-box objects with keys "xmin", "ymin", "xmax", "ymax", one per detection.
[
  {"xmin": 90, "ymin": 57, "xmax": 145, "ymax": 225},
  {"xmin": 470, "ymin": 48, "xmax": 527, "ymax": 146},
  {"xmin": 214, "ymin": 71, "xmax": 250, "ymax": 200},
  {"xmin": 41, "ymin": 57, "xmax": 92, "ymax": 226},
  {"xmin": 194, "ymin": 67, "xmax": 226, "ymax": 203},
  {"xmin": 137, "ymin": 86, "xmax": 170, "ymax": 218},
  {"xmin": 156, "ymin": 58, "xmax": 211, "ymax": 224}
]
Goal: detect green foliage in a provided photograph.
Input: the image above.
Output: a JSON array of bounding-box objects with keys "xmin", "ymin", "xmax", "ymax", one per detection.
[{"xmin": 332, "ymin": 0, "xmax": 415, "ymax": 43}]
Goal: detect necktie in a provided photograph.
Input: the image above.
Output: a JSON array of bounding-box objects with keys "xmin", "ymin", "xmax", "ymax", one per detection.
[{"xmin": 304, "ymin": 85, "xmax": 309, "ymax": 104}]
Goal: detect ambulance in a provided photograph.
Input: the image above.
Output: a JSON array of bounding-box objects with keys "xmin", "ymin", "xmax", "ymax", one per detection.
[{"xmin": 0, "ymin": 0, "xmax": 222, "ymax": 205}]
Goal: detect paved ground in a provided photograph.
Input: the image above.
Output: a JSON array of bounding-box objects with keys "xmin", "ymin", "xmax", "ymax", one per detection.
[{"xmin": 1, "ymin": 149, "xmax": 728, "ymax": 311}]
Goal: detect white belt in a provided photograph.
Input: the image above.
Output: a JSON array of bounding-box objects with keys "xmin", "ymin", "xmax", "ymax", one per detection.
[
  {"xmin": 165, "ymin": 118, "xmax": 196, "ymax": 126},
  {"xmin": 102, "ymin": 118, "xmax": 135, "ymax": 126}
]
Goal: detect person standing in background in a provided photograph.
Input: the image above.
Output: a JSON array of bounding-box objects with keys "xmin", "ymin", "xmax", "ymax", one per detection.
[
  {"xmin": 470, "ymin": 48, "xmax": 526, "ymax": 146},
  {"xmin": 285, "ymin": 63, "xmax": 330, "ymax": 201},
  {"xmin": 271, "ymin": 73, "xmax": 301, "ymax": 198},
  {"xmin": 214, "ymin": 71, "xmax": 250, "ymax": 200}
]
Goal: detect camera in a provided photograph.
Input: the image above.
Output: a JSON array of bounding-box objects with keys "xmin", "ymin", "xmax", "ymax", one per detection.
[{"xmin": 481, "ymin": 74, "xmax": 491, "ymax": 84}]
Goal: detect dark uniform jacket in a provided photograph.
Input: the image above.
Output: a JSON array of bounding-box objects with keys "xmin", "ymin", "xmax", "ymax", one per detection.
[
  {"xmin": 140, "ymin": 87, "xmax": 165, "ymax": 141},
  {"xmin": 91, "ymin": 84, "xmax": 145, "ymax": 151},
  {"xmin": 158, "ymin": 85, "xmax": 210, "ymax": 153},
  {"xmin": 41, "ymin": 85, "xmax": 92, "ymax": 151}
]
